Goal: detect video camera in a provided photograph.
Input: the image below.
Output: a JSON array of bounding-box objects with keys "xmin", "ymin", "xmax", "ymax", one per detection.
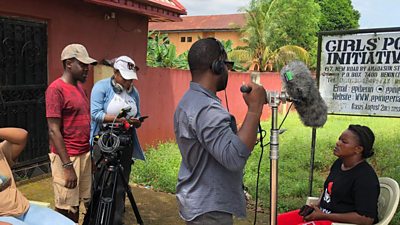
[
  {"xmin": 95, "ymin": 123, "xmax": 133, "ymax": 154},
  {"xmin": 94, "ymin": 107, "xmax": 134, "ymax": 155}
]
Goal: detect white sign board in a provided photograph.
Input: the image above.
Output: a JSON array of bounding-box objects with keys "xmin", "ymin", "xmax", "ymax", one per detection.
[{"xmin": 319, "ymin": 30, "xmax": 400, "ymax": 117}]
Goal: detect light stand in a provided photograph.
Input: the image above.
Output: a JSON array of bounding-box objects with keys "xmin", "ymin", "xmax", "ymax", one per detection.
[{"xmin": 265, "ymin": 91, "xmax": 290, "ymax": 225}]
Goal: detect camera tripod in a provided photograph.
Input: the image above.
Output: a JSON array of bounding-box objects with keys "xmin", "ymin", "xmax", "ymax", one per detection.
[{"xmin": 83, "ymin": 152, "xmax": 144, "ymax": 225}]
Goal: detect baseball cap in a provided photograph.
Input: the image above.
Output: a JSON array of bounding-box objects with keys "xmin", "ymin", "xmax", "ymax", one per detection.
[
  {"xmin": 113, "ymin": 56, "xmax": 138, "ymax": 80},
  {"xmin": 61, "ymin": 44, "xmax": 97, "ymax": 65}
]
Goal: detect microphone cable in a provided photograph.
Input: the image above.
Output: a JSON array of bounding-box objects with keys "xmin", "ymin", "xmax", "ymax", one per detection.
[
  {"xmin": 97, "ymin": 108, "xmax": 128, "ymax": 153},
  {"xmin": 253, "ymin": 102, "xmax": 293, "ymax": 225},
  {"xmin": 97, "ymin": 131, "xmax": 120, "ymax": 153},
  {"xmin": 224, "ymin": 89, "xmax": 230, "ymax": 112}
]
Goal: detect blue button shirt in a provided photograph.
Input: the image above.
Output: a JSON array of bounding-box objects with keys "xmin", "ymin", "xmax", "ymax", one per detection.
[{"xmin": 174, "ymin": 82, "xmax": 251, "ymax": 221}]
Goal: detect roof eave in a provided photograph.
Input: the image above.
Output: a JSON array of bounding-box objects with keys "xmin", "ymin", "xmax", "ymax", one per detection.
[
  {"xmin": 149, "ymin": 28, "xmax": 240, "ymax": 33},
  {"xmin": 85, "ymin": 0, "xmax": 185, "ymax": 22}
]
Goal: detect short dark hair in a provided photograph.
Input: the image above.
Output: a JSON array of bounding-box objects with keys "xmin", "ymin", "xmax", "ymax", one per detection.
[
  {"xmin": 188, "ymin": 38, "xmax": 226, "ymax": 76},
  {"xmin": 62, "ymin": 58, "xmax": 77, "ymax": 69},
  {"xmin": 62, "ymin": 59, "xmax": 67, "ymax": 69},
  {"xmin": 348, "ymin": 124, "xmax": 375, "ymax": 158}
]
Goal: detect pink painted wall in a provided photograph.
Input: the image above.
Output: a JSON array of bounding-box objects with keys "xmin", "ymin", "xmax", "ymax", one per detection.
[{"xmin": 135, "ymin": 68, "xmax": 283, "ymax": 147}]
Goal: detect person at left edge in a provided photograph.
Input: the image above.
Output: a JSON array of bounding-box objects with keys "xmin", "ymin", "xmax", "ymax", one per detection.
[
  {"xmin": 0, "ymin": 128, "xmax": 75, "ymax": 225},
  {"xmin": 45, "ymin": 43, "xmax": 97, "ymax": 223},
  {"xmin": 90, "ymin": 55, "xmax": 145, "ymax": 225}
]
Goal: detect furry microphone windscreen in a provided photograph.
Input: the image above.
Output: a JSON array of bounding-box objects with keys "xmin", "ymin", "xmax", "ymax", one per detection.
[{"xmin": 280, "ymin": 60, "xmax": 328, "ymax": 128}]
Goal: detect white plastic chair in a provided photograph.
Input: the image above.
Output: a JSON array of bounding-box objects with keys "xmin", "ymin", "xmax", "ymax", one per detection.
[{"xmin": 29, "ymin": 200, "xmax": 51, "ymax": 208}]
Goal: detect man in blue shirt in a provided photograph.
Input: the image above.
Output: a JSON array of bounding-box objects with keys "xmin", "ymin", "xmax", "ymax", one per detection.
[{"xmin": 174, "ymin": 38, "xmax": 266, "ymax": 225}]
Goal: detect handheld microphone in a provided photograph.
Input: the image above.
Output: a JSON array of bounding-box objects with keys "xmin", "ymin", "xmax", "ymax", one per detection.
[
  {"xmin": 240, "ymin": 85, "xmax": 252, "ymax": 93},
  {"xmin": 280, "ymin": 60, "xmax": 327, "ymax": 128}
]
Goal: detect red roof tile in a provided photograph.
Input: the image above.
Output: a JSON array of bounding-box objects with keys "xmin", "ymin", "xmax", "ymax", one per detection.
[{"xmin": 149, "ymin": 13, "xmax": 246, "ymax": 31}]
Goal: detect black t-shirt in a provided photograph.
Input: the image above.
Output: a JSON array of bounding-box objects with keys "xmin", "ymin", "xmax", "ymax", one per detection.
[{"xmin": 319, "ymin": 158, "xmax": 380, "ymax": 223}]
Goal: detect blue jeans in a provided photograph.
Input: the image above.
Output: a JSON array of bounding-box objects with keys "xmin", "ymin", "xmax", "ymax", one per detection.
[{"xmin": 0, "ymin": 204, "xmax": 75, "ymax": 225}]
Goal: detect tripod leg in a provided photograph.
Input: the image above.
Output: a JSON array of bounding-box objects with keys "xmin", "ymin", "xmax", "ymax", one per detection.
[
  {"xmin": 117, "ymin": 165, "xmax": 144, "ymax": 225},
  {"xmin": 96, "ymin": 166, "xmax": 118, "ymax": 225},
  {"xmin": 83, "ymin": 161, "xmax": 108, "ymax": 225}
]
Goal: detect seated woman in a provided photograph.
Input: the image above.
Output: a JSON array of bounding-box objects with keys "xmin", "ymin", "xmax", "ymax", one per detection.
[
  {"xmin": 0, "ymin": 127, "xmax": 75, "ymax": 225},
  {"xmin": 278, "ymin": 124, "xmax": 380, "ymax": 225}
]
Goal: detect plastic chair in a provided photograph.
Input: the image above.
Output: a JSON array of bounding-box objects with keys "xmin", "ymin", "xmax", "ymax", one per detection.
[
  {"xmin": 306, "ymin": 177, "xmax": 399, "ymax": 225},
  {"xmin": 29, "ymin": 200, "xmax": 51, "ymax": 208}
]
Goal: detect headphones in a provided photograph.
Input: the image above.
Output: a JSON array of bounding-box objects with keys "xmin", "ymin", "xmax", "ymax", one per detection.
[
  {"xmin": 111, "ymin": 76, "xmax": 133, "ymax": 94},
  {"xmin": 208, "ymin": 37, "xmax": 227, "ymax": 75}
]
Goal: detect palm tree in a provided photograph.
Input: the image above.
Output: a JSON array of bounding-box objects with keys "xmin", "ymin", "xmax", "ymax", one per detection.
[
  {"xmin": 269, "ymin": 45, "xmax": 310, "ymax": 71},
  {"xmin": 238, "ymin": 0, "xmax": 312, "ymax": 72},
  {"xmin": 239, "ymin": 0, "xmax": 270, "ymax": 71}
]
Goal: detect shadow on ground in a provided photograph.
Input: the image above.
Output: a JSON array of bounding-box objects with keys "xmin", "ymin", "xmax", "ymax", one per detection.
[{"xmin": 19, "ymin": 176, "xmax": 269, "ymax": 225}]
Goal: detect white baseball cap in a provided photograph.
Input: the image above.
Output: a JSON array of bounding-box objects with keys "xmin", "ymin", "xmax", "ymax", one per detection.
[{"xmin": 113, "ymin": 56, "xmax": 138, "ymax": 80}]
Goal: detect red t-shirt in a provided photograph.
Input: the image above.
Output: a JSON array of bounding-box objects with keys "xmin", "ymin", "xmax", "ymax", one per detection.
[{"xmin": 45, "ymin": 78, "xmax": 90, "ymax": 156}]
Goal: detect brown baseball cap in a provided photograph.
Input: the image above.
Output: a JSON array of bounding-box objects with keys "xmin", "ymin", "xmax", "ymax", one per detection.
[{"xmin": 61, "ymin": 44, "xmax": 97, "ymax": 65}]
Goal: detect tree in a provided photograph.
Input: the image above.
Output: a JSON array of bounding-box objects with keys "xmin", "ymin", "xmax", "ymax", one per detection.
[
  {"xmin": 239, "ymin": 0, "xmax": 317, "ymax": 71},
  {"xmin": 267, "ymin": 0, "xmax": 321, "ymax": 52},
  {"xmin": 146, "ymin": 32, "xmax": 188, "ymax": 69},
  {"xmin": 271, "ymin": 45, "xmax": 310, "ymax": 71},
  {"xmin": 317, "ymin": 0, "xmax": 360, "ymax": 31},
  {"xmin": 239, "ymin": 0, "xmax": 271, "ymax": 71},
  {"xmin": 219, "ymin": 39, "xmax": 249, "ymax": 72}
]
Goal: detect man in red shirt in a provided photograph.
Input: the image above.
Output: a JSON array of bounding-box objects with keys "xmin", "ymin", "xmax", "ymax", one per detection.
[{"xmin": 45, "ymin": 43, "xmax": 96, "ymax": 222}]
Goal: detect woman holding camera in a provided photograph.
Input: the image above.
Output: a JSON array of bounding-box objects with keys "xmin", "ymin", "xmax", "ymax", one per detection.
[
  {"xmin": 278, "ymin": 124, "xmax": 380, "ymax": 225},
  {"xmin": 90, "ymin": 55, "xmax": 145, "ymax": 225}
]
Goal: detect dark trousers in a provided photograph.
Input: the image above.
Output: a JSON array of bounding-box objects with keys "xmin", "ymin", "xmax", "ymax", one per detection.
[{"xmin": 93, "ymin": 144, "xmax": 134, "ymax": 225}]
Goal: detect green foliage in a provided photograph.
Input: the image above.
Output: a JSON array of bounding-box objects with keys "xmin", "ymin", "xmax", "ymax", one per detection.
[
  {"xmin": 131, "ymin": 142, "xmax": 181, "ymax": 193},
  {"xmin": 239, "ymin": 0, "xmax": 271, "ymax": 71},
  {"xmin": 317, "ymin": 0, "xmax": 360, "ymax": 31},
  {"xmin": 238, "ymin": 0, "xmax": 361, "ymax": 71},
  {"xmin": 239, "ymin": 0, "xmax": 317, "ymax": 71},
  {"xmin": 146, "ymin": 31, "xmax": 189, "ymax": 69},
  {"xmin": 228, "ymin": 49, "xmax": 252, "ymax": 72},
  {"xmin": 271, "ymin": 45, "xmax": 311, "ymax": 71},
  {"xmin": 267, "ymin": 0, "xmax": 321, "ymax": 51},
  {"xmin": 131, "ymin": 115, "xmax": 400, "ymax": 224},
  {"xmin": 220, "ymin": 39, "xmax": 249, "ymax": 72}
]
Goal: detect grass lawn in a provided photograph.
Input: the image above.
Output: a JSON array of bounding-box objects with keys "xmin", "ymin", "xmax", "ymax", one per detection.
[{"xmin": 131, "ymin": 114, "xmax": 400, "ymax": 224}]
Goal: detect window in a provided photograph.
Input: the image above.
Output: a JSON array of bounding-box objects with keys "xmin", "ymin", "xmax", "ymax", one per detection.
[
  {"xmin": 187, "ymin": 37, "xmax": 192, "ymax": 42},
  {"xmin": 180, "ymin": 37, "xmax": 186, "ymax": 42}
]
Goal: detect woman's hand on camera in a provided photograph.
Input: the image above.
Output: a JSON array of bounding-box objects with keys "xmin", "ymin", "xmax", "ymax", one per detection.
[{"xmin": 128, "ymin": 117, "xmax": 141, "ymax": 128}]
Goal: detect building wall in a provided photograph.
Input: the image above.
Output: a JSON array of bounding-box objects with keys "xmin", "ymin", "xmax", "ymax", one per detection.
[
  {"xmin": 161, "ymin": 30, "xmax": 245, "ymax": 55},
  {"xmin": 0, "ymin": 0, "xmax": 149, "ymax": 93},
  {"xmin": 215, "ymin": 31, "xmax": 245, "ymax": 48},
  {"xmin": 134, "ymin": 67, "xmax": 282, "ymax": 147},
  {"xmin": 166, "ymin": 31, "xmax": 202, "ymax": 55}
]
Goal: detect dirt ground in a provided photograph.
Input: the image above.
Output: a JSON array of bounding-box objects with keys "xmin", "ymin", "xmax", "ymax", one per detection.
[{"xmin": 18, "ymin": 176, "xmax": 269, "ymax": 225}]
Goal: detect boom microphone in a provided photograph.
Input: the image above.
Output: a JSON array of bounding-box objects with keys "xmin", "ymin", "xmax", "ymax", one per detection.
[{"xmin": 280, "ymin": 60, "xmax": 327, "ymax": 128}]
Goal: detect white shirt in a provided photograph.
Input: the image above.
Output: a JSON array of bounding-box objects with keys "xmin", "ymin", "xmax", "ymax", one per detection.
[{"xmin": 106, "ymin": 90, "xmax": 138, "ymax": 118}]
